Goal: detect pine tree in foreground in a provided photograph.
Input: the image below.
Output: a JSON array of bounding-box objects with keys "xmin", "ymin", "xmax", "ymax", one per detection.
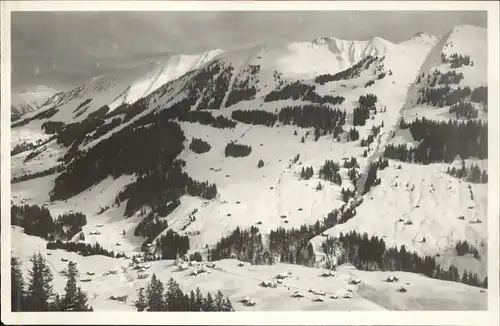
[
  {"xmin": 146, "ymin": 274, "xmax": 165, "ymax": 311},
  {"xmin": 61, "ymin": 261, "xmax": 78, "ymax": 310},
  {"xmin": 136, "ymin": 275, "xmax": 234, "ymax": 311},
  {"xmin": 222, "ymin": 297, "xmax": 234, "ymax": 311},
  {"xmin": 135, "ymin": 288, "xmax": 147, "ymax": 311},
  {"xmin": 25, "ymin": 252, "xmax": 54, "ymax": 311},
  {"xmin": 60, "ymin": 261, "xmax": 93, "ymax": 311},
  {"xmin": 214, "ymin": 290, "xmax": 225, "ymax": 311},
  {"xmin": 11, "ymin": 256, "xmax": 25, "ymax": 311},
  {"xmin": 204, "ymin": 292, "xmax": 215, "ymax": 311},
  {"xmin": 74, "ymin": 287, "xmax": 93, "ymax": 311},
  {"xmin": 195, "ymin": 287, "xmax": 204, "ymax": 311}
]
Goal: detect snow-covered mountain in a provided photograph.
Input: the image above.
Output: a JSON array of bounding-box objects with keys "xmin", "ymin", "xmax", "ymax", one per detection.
[
  {"xmin": 11, "ymin": 85, "xmax": 58, "ymax": 120},
  {"xmin": 11, "ymin": 93, "xmax": 35, "ymax": 120},
  {"xmin": 10, "ymin": 26, "xmax": 489, "ymax": 311}
]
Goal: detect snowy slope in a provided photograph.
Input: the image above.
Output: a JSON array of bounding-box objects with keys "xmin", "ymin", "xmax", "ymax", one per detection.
[
  {"xmin": 9, "ymin": 25, "xmax": 489, "ymax": 311},
  {"xmin": 11, "ymin": 93, "xmax": 36, "ymax": 119},
  {"xmin": 309, "ymin": 26, "xmax": 488, "ymax": 274},
  {"xmin": 17, "ymin": 85, "xmax": 58, "ymax": 109},
  {"xmin": 11, "ymin": 85, "xmax": 58, "ymax": 120},
  {"xmin": 404, "ymin": 25, "xmax": 487, "ymax": 122},
  {"xmin": 11, "ymin": 228, "xmax": 487, "ymax": 311}
]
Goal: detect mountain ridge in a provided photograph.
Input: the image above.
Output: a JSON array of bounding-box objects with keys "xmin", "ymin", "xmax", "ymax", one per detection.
[{"xmin": 10, "ymin": 24, "xmax": 489, "ymax": 311}]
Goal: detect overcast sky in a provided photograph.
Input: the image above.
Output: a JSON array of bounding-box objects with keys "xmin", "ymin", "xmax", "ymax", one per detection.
[{"xmin": 11, "ymin": 11, "xmax": 487, "ymax": 92}]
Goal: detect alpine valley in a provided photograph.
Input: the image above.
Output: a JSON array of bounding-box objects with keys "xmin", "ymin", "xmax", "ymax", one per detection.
[{"xmin": 10, "ymin": 25, "xmax": 488, "ymax": 311}]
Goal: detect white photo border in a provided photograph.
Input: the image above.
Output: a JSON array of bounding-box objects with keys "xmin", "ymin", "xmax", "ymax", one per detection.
[{"xmin": 1, "ymin": 1, "xmax": 498, "ymax": 325}]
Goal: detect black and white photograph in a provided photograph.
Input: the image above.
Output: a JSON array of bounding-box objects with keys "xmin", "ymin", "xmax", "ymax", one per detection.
[{"xmin": 1, "ymin": 1, "xmax": 499, "ymax": 325}]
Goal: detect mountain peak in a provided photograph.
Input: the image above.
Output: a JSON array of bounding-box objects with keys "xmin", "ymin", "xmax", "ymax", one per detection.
[{"xmin": 410, "ymin": 31, "xmax": 439, "ymax": 41}]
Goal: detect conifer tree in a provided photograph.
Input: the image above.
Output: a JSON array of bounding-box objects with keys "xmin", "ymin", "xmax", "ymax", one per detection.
[
  {"xmin": 74, "ymin": 287, "xmax": 93, "ymax": 311},
  {"xmin": 195, "ymin": 287, "xmax": 204, "ymax": 311},
  {"xmin": 222, "ymin": 297, "xmax": 234, "ymax": 311},
  {"xmin": 146, "ymin": 274, "xmax": 165, "ymax": 311},
  {"xmin": 214, "ymin": 290, "xmax": 225, "ymax": 311},
  {"xmin": 61, "ymin": 261, "xmax": 79, "ymax": 311},
  {"xmin": 52, "ymin": 294, "xmax": 62, "ymax": 311},
  {"xmin": 11, "ymin": 256, "xmax": 25, "ymax": 311},
  {"xmin": 189, "ymin": 290, "xmax": 196, "ymax": 311},
  {"xmin": 135, "ymin": 288, "xmax": 148, "ymax": 311},
  {"xmin": 165, "ymin": 277, "xmax": 183, "ymax": 311},
  {"xmin": 204, "ymin": 292, "xmax": 215, "ymax": 311},
  {"xmin": 462, "ymin": 270, "xmax": 469, "ymax": 284},
  {"xmin": 25, "ymin": 252, "xmax": 54, "ymax": 311},
  {"xmin": 481, "ymin": 170, "xmax": 488, "ymax": 183}
]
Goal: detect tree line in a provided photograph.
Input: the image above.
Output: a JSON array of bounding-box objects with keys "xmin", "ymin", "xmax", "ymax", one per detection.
[
  {"xmin": 208, "ymin": 226, "xmax": 264, "ymax": 263},
  {"xmin": 264, "ymin": 80, "xmax": 345, "ymax": 105},
  {"xmin": 418, "ymin": 69, "xmax": 464, "ymax": 87},
  {"xmin": 471, "ymin": 86, "xmax": 487, "ymax": 105},
  {"xmin": 46, "ymin": 240, "xmax": 115, "ymax": 258},
  {"xmin": 42, "ymin": 121, "xmax": 66, "ymax": 134},
  {"xmin": 278, "ymin": 104, "xmax": 346, "ymax": 136},
  {"xmin": 315, "ymin": 56, "xmax": 378, "ymax": 85},
  {"xmin": 321, "ymin": 231, "xmax": 486, "ymax": 288},
  {"xmin": 300, "ymin": 166, "xmax": 314, "ymax": 180},
  {"xmin": 455, "ymin": 239, "xmax": 481, "ymax": 258},
  {"xmin": 12, "ymin": 107, "xmax": 59, "ymax": 128},
  {"xmin": 353, "ymin": 94, "xmax": 378, "ymax": 126},
  {"xmin": 417, "ymin": 85, "xmax": 472, "ymax": 107},
  {"xmin": 449, "ymin": 102, "xmax": 478, "ymax": 119},
  {"xmin": 51, "ymin": 109, "xmax": 186, "ymax": 201},
  {"xmin": 134, "ymin": 207, "xmax": 176, "ymax": 240},
  {"xmin": 11, "ymin": 141, "xmax": 36, "ymax": 156},
  {"xmin": 383, "ymin": 117, "xmax": 487, "ymax": 164},
  {"xmin": 11, "ymin": 204, "xmax": 87, "ymax": 241},
  {"xmin": 11, "ymin": 164, "xmax": 65, "ymax": 184},
  {"xmin": 135, "ymin": 275, "xmax": 233, "ymax": 311},
  {"xmin": 56, "ymin": 104, "xmax": 110, "ymax": 148},
  {"xmin": 178, "ymin": 110, "xmax": 236, "ymax": 129},
  {"xmin": 359, "ymin": 94, "xmax": 378, "ymax": 109},
  {"xmin": 225, "ymin": 65, "xmax": 261, "ymax": 107},
  {"xmin": 231, "ymin": 105, "xmax": 346, "ymax": 139},
  {"xmin": 447, "ymin": 161, "xmax": 488, "ymax": 183},
  {"xmin": 353, "ymin": 107, "xmax": 370, "ymax": 126},
  {"xmin": 190, "ymin": 138, "xmax": 211, "ymax": 154},
  {"xmin": 117, "ymin": 160, "xmax": 217, "ymax": 218},
  {"xmin": 231, "ymin": 109, "xmax": 277, "ymax": 127},
  {"xmin": 319, "ymin": 160, "xmax": 342, "ymax": 185},
  {"xmin": 11, "ymin": 254, "xmax": 92, "ymax": 311},
  {"xmin": 208, "ymin": 201, "xmax": 359, "ymax": 267},
  {"xmin": 441, "ymin": 53, "xmax": 473, "ymax": 69},
  {"xmin": 225, "ymin": 142, "xmax": 252, "ymax": 157},
  {"xmin": 197, "ymin": 61, "xmax": 233, "ymax": 111},
  {"xmin": 155, "ymin": 229, "xmax": 191, "ymax": 259}
]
